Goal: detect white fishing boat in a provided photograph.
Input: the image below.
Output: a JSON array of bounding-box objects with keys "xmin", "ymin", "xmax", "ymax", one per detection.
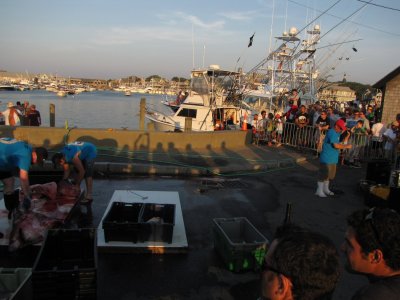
[{"xmin": 146, "ymin": 65, "xmax": 254, "ymax": 132}]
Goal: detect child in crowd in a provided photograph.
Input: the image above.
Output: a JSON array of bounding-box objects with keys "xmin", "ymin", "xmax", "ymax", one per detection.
[
  {"xmin": 348, "ymin": 120, "xmax": 368, "ymax": 168},
  {"xmin": 274, "ymin": 114, "xmax": 283, "ymax": 147},
  {"xmin": 266, "ymin": 113, "xmax": 275, "ymax": 146}
]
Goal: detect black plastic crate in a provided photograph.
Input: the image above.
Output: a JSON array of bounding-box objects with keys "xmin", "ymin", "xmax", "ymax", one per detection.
[
  {"xmin": 139, "ymin": 203, "xmax": 175, "ymax": 244},
  {"xmin": 102, "ymin": 202, "xmax": 143, "ymax": 243},
  {"xmin": 213, "ymin": 217, "xmax": 268, "ymax": 272},
  {"xmin": 32, "ymin": 228, "xmax": 97, "ymax": 300},
  {"xmin": 0, "ymin": 268, "xmax": 31, "ymax": 300}
]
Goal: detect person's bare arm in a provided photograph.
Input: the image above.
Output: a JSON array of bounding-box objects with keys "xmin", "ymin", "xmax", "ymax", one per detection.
[
  {"xmin": 71, "ymin": 154, "xmax": 85, "ymax": 186},
  {"xmin": 19, "ymin": 169, "xmax": 31, "ymax": 197}
]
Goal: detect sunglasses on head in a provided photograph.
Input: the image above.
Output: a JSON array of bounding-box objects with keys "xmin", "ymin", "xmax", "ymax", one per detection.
[
  {"xmin": 261, "ymin": 260, "xmax": 289, "ymax": 278},
  {"xmin": 364, "ymin": 208, "xmax": 385, "ymax": 250}
]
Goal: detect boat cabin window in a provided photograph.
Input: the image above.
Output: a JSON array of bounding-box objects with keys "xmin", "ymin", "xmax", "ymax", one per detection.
[
  {"xmin": 191, "ymin": 77, "xmax": 208, "ymax": 95},
  {"xmin": 177, "ymin": 108, "xmax": 197, "ymax": 119}
]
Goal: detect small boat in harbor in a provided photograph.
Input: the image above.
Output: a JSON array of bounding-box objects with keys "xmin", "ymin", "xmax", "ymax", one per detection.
[
  {"xmin": 145, "ymin": 65, "xmax": 254, "ymax": 131},
  {"xmin": 0, "ymin": 84, "xmax": 17, "ymax": 91},
  {"xmin": 57, "ymin": 90, "xmax": 67, "ymax": 97}
]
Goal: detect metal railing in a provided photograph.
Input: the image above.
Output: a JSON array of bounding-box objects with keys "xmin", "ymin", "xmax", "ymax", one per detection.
[{"xmin": 273, "ymin": 122, "xmax": 399, "ymax": 167}]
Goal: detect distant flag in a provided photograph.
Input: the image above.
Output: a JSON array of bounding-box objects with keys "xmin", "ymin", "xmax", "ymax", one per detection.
[{"xmin": 248, "ymin": 32, "xmax": 255, "ymax": 47}]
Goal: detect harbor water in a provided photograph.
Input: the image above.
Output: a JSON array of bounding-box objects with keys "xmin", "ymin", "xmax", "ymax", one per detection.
[{"xmin": 0, "ymin": 90, "xmax": 168, "ymax": 129}]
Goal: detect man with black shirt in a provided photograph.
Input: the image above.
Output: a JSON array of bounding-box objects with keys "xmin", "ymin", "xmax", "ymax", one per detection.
[{"xmin": 294, "ymin": 105, "xmax": 310, "ymax": 148}]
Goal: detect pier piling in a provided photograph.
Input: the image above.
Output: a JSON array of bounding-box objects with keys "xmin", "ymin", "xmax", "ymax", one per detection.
[
  {"xmin": 49, "ymin": 103, "xmax": 55, "ymax": 127},
  {"xmin": 139, "ymin": 98, "xmax": 145, "ymax": 130}
]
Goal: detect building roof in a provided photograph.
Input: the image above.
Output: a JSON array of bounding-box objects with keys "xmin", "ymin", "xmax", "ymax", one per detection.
[{"xmin": 373, "ymin": 66, "xmax": 400, "ymax": 88}]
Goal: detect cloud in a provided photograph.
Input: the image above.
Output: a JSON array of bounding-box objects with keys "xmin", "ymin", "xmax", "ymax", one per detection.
[
  {"xmin": 175, "ymin": 12, "xmax": 225, "ymax": 30},
  {"xmin": 90, "ymin": 12, "xmax": 232, "ymax": 47},
  {"xmin": 218, "ymin": 10, "xmax": 259, "ymax": 21},
  {"xmin": 91, "ymin": 26, "xmax": 192, "ymax": 45}
]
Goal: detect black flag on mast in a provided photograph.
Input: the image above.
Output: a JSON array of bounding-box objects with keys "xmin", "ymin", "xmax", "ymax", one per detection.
[{"xmin": 248, "ymin": 32, "xmax": 255, "ymax": 47}]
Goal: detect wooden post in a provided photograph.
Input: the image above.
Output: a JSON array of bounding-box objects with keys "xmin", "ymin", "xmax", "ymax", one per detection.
[
  {"xmin": 139, "ymin": 98, "xmax": 146, "ymax": 130},
  {"xmin": 184, "ymin": 117, "xmax": 192, "ymax": 132},
  {"xmin": 49, "ymin": 103, "xmax": 55, "ymax": 127}
]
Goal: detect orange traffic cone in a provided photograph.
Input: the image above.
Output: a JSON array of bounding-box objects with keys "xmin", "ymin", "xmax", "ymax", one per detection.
[{"xmin": 242, "ymin": 114, "xmax": 248, "ymax": 130}]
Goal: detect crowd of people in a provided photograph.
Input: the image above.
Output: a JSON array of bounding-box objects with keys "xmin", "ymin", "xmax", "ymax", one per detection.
[
  {"xmin": 250, "ymin": 90, "xmax": 400, "ymax": 169},
  {"xmin": 0, "ymin": 100, "xmax": 41, "ymax": 126}
]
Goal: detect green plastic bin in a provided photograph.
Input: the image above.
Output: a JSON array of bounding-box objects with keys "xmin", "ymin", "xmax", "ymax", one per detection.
[{"xmin": 213, "ymin": 217, "xmax": 268, "ymax": 272}]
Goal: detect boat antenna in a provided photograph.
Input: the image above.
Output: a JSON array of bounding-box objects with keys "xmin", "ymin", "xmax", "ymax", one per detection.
[
  {"xmin": 192, "ymin": 23, "xmax": 195, "ymax": 69},
  {"xmin": 284, "ymin": 0, "xmax": 288, "ymax": 33},
  {"xmin": 267, "ymin": 0, "xmax": 276, "ymax": 55},
  {"xmin": 202, "ymin": 45, "xmax": 206, "ymax": 68}
]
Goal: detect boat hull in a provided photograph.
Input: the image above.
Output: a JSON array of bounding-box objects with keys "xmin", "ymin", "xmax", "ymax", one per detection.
[{"xmin": 145, "ymin": 113, "xmax": 176, "ymax": 131}]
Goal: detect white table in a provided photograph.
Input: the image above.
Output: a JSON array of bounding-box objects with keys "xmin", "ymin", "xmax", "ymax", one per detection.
[{"xmin": 97, "ymin": 190, "xmax": 188, "ymax": 253}]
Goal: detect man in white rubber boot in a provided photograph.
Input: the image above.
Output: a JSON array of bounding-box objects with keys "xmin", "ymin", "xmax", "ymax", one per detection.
[{"xmin": 316, "ymin": 119, "xmax": 352, "ymax": 197}]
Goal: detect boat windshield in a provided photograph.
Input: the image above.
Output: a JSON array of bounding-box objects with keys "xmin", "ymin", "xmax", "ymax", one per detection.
[
  {"xmin": 191, "ymin": 71, "xmax": 237, "ymax": 96},
  {"xmin": 191, "ymin": 77, "xmax": 208, "ymax": 95}
]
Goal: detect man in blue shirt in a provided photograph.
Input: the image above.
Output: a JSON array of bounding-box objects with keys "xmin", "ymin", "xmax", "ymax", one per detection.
[
  {"xmin": 52, "ymin": 141, "xmax": 97, "ymax": 203},
  {"xmin": 0, "ymin": 138, "xmax": 48, "ymax": 220},
  {"xmin": 316, "ymin": 119, "xmax": 352, "ymax": 197}
]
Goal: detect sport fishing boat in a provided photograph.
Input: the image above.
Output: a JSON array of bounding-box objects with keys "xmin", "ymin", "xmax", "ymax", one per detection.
[
  {"xmin": 243, "ymin": 25, "xmax": 322, "ymax": 114},
  {"xmin": 146, "ymin": 65, "xmax": 254, "ymax": 131}
]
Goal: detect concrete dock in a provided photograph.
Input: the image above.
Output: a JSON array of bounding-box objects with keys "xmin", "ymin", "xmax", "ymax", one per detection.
[{"xmin": 1, "ymin": 144, "xmax": 369, "ymax": 300}]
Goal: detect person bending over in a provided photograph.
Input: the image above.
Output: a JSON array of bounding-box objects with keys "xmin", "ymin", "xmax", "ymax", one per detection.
[
  {"xmin": 52, "ymin": 141, "xmax": 97, "ymax": 203},
  {"xmin": 0, "ymin": 137, "xmax": 48, "ymax": 219}
]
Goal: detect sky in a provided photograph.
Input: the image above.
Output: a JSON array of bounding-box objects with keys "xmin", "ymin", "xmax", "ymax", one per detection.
[{"xmin": 1, "ymin": 0, "xmax": 399, "ymax": 84}]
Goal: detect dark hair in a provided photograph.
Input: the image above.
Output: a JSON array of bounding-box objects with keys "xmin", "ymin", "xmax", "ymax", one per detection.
[
  {"xmin": 34, "ymin": 147, "xmax": 48, "ymax": 162},
  {"xmin": 346, "ymin": 207, "xmax": 400, "ymax": 270},
  {"xmin": 271, "ymin": 225, "xmax": 340, "ymax": 300},
  {"xmin": 51, "ymin": 152, "xmax": 64, "ymax": 168}
]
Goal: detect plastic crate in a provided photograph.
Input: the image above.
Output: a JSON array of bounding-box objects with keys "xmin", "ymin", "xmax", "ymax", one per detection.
[
  {"xmin": 0, "ymin": 268, "xmax": 31, "ymax": 300},
  {"xmin": 139, "ymin": 203, "xmax": 175, "ymax": 244},
  {"xmin": 32, "ymin": 228, "xmax": 97, "ymax": 300},
  {"xmin": 102, "ymin": 202, "xmax": 143, "ymax": 243},
  {"xmin": 213, "ymin": 217, "xmax": 268, "ymax": 272}
]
